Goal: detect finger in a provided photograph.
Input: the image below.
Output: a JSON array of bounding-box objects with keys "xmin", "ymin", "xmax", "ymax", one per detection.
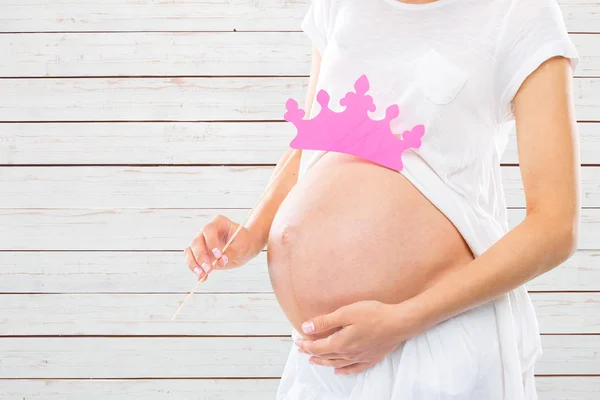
[
  {"xmin": 297, "ymin": 344, "xmax": 346, "ymax": 360},
  {"xmin": 301, "ymin": 332, "xmax": 348, "ymax": 356},
  {"xmin": 184, "ymin": 247, "xmax": 209, "ymax": 280},
  {"xmin": 184, "ymin": 247, "xmax": 210, "ymax": 280},
  {"xmin": 188, "ymin": 233, "xmax": 213, "ymax": 277},
  {"xmin": 309, "ymin": 356, "xmax": 356, "ymax": 369},
  {"xmin": 334, "ymin": 361, "xmax": 374, "ymax": 376},
  {"xmin": 202, "ymin": 215, "xmax": 230, "ymax": 269},
  {"xmin": 301, "ymin": 306, "xmax": 349, "ymax": 336},
  {"xmin": 303, "ymin": 350, "xmax": 349, "ymax": 360}
]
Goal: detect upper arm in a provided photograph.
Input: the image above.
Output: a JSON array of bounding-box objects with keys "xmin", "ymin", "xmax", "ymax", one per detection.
[
  {"xmin": 512, "ymin": 55, "xmax": 580, "ymax": 210},
  {"xmin": 512, "ymin": 56, "xmax": 580, "ymax": 247},
  {"xmin": 492, "ymin": 0, "xmax": 581, "ymax": 248}
]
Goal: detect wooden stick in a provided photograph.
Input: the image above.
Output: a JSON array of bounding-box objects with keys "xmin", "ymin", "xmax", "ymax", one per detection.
[{"xmin": 171, "ymin": 149, "xmax": 300, "ymax": 321}]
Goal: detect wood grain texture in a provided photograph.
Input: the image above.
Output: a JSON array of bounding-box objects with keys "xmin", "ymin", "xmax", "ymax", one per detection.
[
  {"xmin": 0, "ymin": 293, "xmax": 292, "ymax": 336},
  {"xmin": 0, "ymin": 122, "xmax": 597, "ymax": 165},
  {"xmin": 0, "ymin": 251, "xmax": 274, "ymax": 293},
  {"xmin": 1, "ymin": 250, "xmax": 597, "ymax": 293},
  {"xmin": 0, "ymin": 208, "xmax": 598, "ymax": 250},
  {"xmin": 0, "ymin": 208, "xmax": 248, "ymax": 251},
  {"xmin": 0, "ymin": 166, "xmax": 275, "ymax": 209},
  {"xmin": 530, "ymin": 293, "xmax": 600, "ymax": 334},
  {"xmin": 0, "ymin": 293, "xmax": 597, "ymax": 336},
  {"xmin": 1, "ymin": 77, "xmax": 598, "ymax": 122},
  {"xmin": 3, "ymin": 377, "xmax": 599, "ymax": 400},
  {"xmin": 0, "ymin": 78, "xmax": 306, "ymax": 122},
  {"xmin": 537, "ymin": 335, "xmax": 600, "ymax": 375},
  {"xmin": 0, "ymin": 0, "xmax": 307, "ymax": 33},
  {"xmin": 0, "ymin": 32, "xmax": 597, "ymax": 78},
  {"xmin": 0, "ymin": 337, "xmax": 292, "ymax": 378},
  {"xmin": 0, "ymin": 336, "xmax": 597, "ymax": 378},
  {"xmin": 536, "ymin": 377, "xmax": 600, "ymax": 400},
  {"xmin": 1, "ymin": 379, "xmax": 282, "ymax": 400},
  {"xmin": 1, "ymin": 165, "xmax": 600, "ymax": 208},
  {"xmin": 0, "ymin": 32, "xmax": 311, "ymax": 77},
  {"xmin": 0, "ymin": 122, "xmax": 296, "ymax": 165},
  {"xmin": 0, "ymin": 0, "xmax": 595, "ymax": 33}
]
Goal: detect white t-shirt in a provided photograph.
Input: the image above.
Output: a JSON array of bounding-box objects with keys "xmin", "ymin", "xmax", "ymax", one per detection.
[{"xmin": 299, "ymin": 0, "xmax": 578, "ymax": 398}]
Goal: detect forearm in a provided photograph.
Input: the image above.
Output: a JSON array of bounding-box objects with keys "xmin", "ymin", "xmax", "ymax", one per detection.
[
  {"xmin": 244, "ymin": 149, "xmax": 302, "ymax": 250},
  {"xmin": 242, "ymin": 44, "xmax": 322, "ymax": 253},
  {"xmin": 398, "ymin": 210, "xmax": 578, "ymax": 335},
  {"xmin": 241, "ymin": 45, "xmax": 322, "ymax": 252}
]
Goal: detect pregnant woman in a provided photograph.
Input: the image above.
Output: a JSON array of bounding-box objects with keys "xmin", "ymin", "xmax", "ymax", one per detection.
[{"xmin": 184, "ymin": 0, "xmax": 581, "ymax": 398}]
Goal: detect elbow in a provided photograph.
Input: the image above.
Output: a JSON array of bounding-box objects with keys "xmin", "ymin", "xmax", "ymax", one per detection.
[
  {"xmin": 529, "ymin": 207, "xmax": 580, "ymax": 263},
  {"xmin": 553, "ymin": 218, "xmax": 579, "ymax": 262}
]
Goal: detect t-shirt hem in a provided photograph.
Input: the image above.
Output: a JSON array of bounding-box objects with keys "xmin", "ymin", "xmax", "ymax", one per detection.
[
  {"xmin": 397, "ymin": 151, "xmax": 507, "ymax": 258},
  {"xmin": 300, "ymin": 149, "xmax": 508, "ymax": 257}
]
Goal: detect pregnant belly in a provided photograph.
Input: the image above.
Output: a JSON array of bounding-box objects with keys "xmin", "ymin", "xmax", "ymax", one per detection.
[{"xmin": 267, "ymin": 152, "xmax": 475, "ymax": 340}]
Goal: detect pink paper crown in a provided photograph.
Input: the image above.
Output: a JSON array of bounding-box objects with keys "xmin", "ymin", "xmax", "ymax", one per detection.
[{"xmin": 284, "ymin": 74, "xmax": 425, "ymax": 171}]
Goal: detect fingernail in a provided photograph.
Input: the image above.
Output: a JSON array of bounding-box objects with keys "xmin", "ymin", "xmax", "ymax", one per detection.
[
  {"xmin": 221, "ymin": 254, "xmax": 229, "ymax": 266},
  {"xmin": 193, "ymin": 267, "xmax": 203, "ymax": 277},
  {"xmin": 302, "ymin": 321, "xmax": 314, "ymax": 333},
  {"xmin": 212, "ymin": 248, "xmax": 221, "ymax": 258},
  {"xmin": 294, "ymin": 339, "xmax": 303, "ymax": 347},
  {"xmin": 201, "ymin": 262, "xmax": 211, "ymax": 274},
  {"xmin": 309, "ymin": 359, "xmax": 316, "ymax": 365}
]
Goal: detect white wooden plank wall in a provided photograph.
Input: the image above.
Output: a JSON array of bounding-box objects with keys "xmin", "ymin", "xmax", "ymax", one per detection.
[{"xmin": 0, "ymin": 1, "xmax": 598, "ymax": 399}]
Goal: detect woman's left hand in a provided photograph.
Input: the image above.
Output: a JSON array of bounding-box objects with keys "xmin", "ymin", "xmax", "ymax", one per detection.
[{"xmin": 295, "ymin": 300, "xmax": 426, "ymax": 375}]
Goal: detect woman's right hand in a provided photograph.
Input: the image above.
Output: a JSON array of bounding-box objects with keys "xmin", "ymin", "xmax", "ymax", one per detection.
[{"xmin": 184, "ymin": 215, "xmax": 263, "ymax": 281}]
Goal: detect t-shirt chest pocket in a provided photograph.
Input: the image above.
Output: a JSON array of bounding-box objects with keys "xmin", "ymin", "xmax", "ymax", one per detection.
[{"xmin": 415, "ymin": 49, "xmax": 469, "ymax": 105}]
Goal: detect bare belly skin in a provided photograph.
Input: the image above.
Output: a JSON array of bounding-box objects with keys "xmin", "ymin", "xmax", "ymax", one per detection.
[{"xmin": 267, "ymin": 151, "xmax": 475, "ymax": 341}]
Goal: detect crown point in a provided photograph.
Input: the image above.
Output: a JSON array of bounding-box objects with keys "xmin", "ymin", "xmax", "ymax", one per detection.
[
  {"xmin": 403, "ymin": 124, "xmax": 426, "ymax": 148},
  {"xmin": 284, "ymin": 98, "xmax": 304, "ymax": 122},
  {"xmin": 365, "ymin": 95, "xmax": 376, "ymax": 112},
  {"xmin": 316, "ymin": 89, "xmax": 330, "ymax": 107},
  {"xmin": 355, "ymin": 74, "xmax": 370, "ymax": 95},
  {"xmin": 386, "ymin": 104, "xmax": 400, "ymax": 120},
  {"xmin": 412, "ymin": 124, "xmax": 425, "ymax": 137},
  {"xmin": 285, "ymin": 98, "xmax": 298, "ymax": 111}
]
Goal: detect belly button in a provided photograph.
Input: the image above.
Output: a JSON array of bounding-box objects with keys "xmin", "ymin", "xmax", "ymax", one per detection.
[
  {"xmin": 269, "ymin": 218, "xmax": 295, "ymax": 247},
  {"xmin": 278, "ymin": 224, "xmax": 296, "ymax": 246}
]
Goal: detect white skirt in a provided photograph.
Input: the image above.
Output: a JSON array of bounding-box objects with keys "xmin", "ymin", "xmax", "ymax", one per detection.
[{"xmin": 276, "ymin": 299, "xmax": 539, "ymax": 400}]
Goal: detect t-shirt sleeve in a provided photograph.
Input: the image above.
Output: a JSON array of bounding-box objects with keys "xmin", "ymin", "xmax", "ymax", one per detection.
[
  {"xmin": 493, "ymin": 0, "xmax": 579, "ymax": 123},
  {"xmin": 300, "ymin": 0, "xmax": 332, "ymax": 56}
]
